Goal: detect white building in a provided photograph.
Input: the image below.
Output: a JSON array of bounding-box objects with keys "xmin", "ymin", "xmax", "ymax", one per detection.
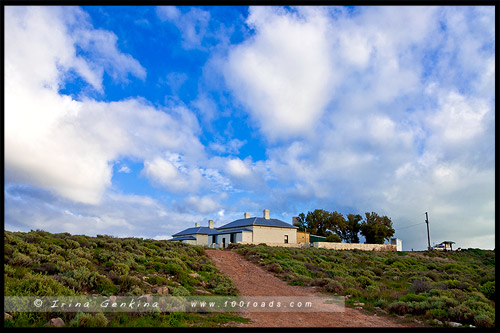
[{"xmin": 169, "ymin": 209, "xmax": 298, "ymax": 248}]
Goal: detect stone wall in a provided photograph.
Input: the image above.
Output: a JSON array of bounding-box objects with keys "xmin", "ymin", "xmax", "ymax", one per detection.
[
  {"xmin": 236, "ymin": 241, "xmax": 397, "ymax": 251},
  {"xmin": 238, "ymin": 242, "xmax": 308, "ymax": 248},
  {"xmin": 313, "ymin": 242, "xmax": 396, "ymax": 251}
]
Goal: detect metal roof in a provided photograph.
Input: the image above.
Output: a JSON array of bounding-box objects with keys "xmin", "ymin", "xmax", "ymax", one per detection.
[
  {"xmin": 172, "ymin": 227, "xmax": 219, "ymax": 237},
  {"xmin": 217, "ymin": 217, "xmax": 298, "ymax": 230},
  {"xmin": 167, "ymin": 235, "xmax": 196, "ymax": 241},
  {"xmin": 214, "ymin": 228, "xmax": 253, "ymax": 235}
]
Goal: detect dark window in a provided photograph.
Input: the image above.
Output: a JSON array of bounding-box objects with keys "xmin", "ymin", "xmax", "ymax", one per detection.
[
  {"xmin": 230, "ymin": 233, "xmax": 236, "ymax": 243},
  {"xmin": 284, "ymin": 235, "xmax": 288, "ymax": 244}
]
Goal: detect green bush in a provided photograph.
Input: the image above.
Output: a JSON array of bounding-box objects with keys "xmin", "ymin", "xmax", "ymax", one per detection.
[
  {"xmin": 479, "ymin": 281, "xmax": 495, "ymax": 300},
  {"xmin": 344, "ymin": 288, "xmax": 362, "ymax": 297},
  {"xmin": 356, "ymin": 276, "xmax": 372, "ymax": 289},
  {"xmin": 324, "ymin": 280, "xmax": 343, "ymax": 294},
  {"xmin": 70, "ymin": 312, "xmax": 108, "ymax": 327},
  {"xmin": 399, "ymin": 293, "xmax": 427, "ymax": 303},
  {"xmin": 113, "ymin": 263, "xmax": 130, "ymax": 276},
  {"xmin": 388, "ymin": 301, "xmax": 410, "ymax": 315},
  {"xmin": 6, "ymin": 273, "xmax": 76, "ymax": 296},
  {"xmin": 410, "ymin": 279, "xmax": 431, "ymax": 294}
]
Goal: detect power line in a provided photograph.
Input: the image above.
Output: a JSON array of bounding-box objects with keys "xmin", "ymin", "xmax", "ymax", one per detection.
[{"xmin": 395, "ymin": 222, "xmax": 426, "ymax": 231}]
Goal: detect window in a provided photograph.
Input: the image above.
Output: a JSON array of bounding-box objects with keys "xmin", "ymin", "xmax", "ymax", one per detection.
[{"xmin": 284, "ymin": 235, "xmax": 288, "ymax": 244}]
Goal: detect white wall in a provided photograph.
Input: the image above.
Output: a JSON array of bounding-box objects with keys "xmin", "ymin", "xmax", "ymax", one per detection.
[{"xmin": 252, "ymin": 226, "xmax": 297, "ymax": 244}]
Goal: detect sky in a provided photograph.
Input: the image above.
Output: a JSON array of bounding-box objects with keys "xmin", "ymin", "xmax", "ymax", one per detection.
[{"xmin": 4, "ymin": 6, "xmax": 495, "ymax": 251}]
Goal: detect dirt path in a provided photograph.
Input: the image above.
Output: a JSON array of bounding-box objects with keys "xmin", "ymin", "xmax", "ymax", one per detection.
[{"xmin": 205, "ymin": 249, "xmax": 427, "ymax": 328}]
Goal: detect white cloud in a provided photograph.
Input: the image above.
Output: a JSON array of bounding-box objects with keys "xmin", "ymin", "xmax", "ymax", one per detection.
[
  {"xmin": 226, "ymin": 158, "xmax": 253, "ymax": 178},
  {"xmin": 427, "ymin": 91, "xmax": 490, "ymax": 144},
  {"xmin": 118, "ymin": 165, "xmax": 132, "ymax": 173},
  {"xmin": 209, "ymin": 138, "xmax": 246, "ymax": 155},
  {"xmin": 185, "ymin": 195, "xmax": 221, "ymax": 214},
  {"xmin": 5, "ymin": 6, "xmax": 205, "ymax": 204},
  {"xmin": 157, "ymin": 6, "xmax": 211, "ymax": 50},
  {"xmin": 228, "ymin": 6, "xmax": 494, "ymax": 250},
  {"xmin": 142, "ymin": 156, "xmax": 196, "ymax": 193},
  {"xmin": 224, "ymin": 6, "xmax": 337, "ymax": 141}
]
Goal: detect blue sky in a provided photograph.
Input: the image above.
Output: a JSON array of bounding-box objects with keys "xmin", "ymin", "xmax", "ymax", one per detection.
[{"xmin": 5, "ymin": 6, "xmax": 495, "ymax": 250}]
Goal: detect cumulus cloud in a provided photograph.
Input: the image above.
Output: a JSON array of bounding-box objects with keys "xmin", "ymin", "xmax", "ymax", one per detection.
[
  {"xmin": 224, "ymin": 6, "xmax": 337, "ymax": 140},
  {"xmin": 4, "ymin": 183, "xmax": 206, "ymax": 239},
  {"xmin": 5, "ymin": 6, "xmax": 205, "ymax": 204},
  {"xmin": 223, "ymin": 6, "xmax": 494, "ymax": 249}
]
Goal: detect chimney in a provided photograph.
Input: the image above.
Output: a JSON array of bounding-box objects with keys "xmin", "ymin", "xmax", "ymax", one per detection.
[
  {"xmin": 244, "ymin": 212, "xmax": 250, "ymax": 219},
  {"xmin": 292, "ymin": 216, "xmax": 299, "ymax": 226},
  {"xmin": 195, "ymin": 222, "xmax": 201, "ymax": 227},
  {"xmin": 263, "ymin": 209, "xmax": 270, "ymax": 220},
  {"xmin": 208, "ymin": 220, "xmax": 214, "ymax": 229}
]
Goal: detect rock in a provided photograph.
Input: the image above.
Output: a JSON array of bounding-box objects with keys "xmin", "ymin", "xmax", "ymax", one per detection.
[
  {"xmin": 108, "ymin": 296, "xmax": 117, "ymax": 304},
  {"xmin": 433, "ymin": 319, "xmax": 443, "ymax": 325},
  {"xmin": 194, "ymin": 289, "xmax": 211, "ymax": 295},
  {"xmin": 153, "ymin": 286, "xmax": 169, "ymax": 295},
  {"xmin": 374, "ymin": 307, "xmax": 387, "ymax": 314},
  {"xmin": 354, "ymin": 302, "xmax": 365, "ymax": 306},
  {"xmin": 189, "ymin": 273, "xmax": 200, "ymax": 279},
  {"xmin": 45, "ymin": 318, "xmax": 65, "ymax": 327},
  {"xmin": 447, "ymin": 322, "xmax": 462, "ymax": 328},
  {"xmin": 138, "ymin": 294, "xmax": 154, "ymax": 303},
  {"xmin": 4, "ymin": 313, "xmax": 13, "ymax": 320},
  {"xmin": 354, "ymin": 306, "xmax": 363, "ymax": 309}
]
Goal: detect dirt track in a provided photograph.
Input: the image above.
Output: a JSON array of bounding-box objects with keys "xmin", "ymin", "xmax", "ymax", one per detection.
[{"xmin": 205, "ymin": 249, "xmax": 427, "ymax": 328}]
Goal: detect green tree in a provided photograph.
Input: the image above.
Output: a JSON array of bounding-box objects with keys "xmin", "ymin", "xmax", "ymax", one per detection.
[
  {"xmin": 326, "ymin": 234, "xmax": 342, "ymax": 242},
  {"xmin": 360, "ymin": 212, "xmax": 395, "ymax": 244},
  {"xmin": 329, "ymin": 211, "xmax": 348, "ymax": 241},
  {"xmin": 296, "ymin": 213, "xmax": 308, "ymax": 232},
  {"xmin": 305, "ymin": 209, "xmax": 332, "ymax": 237},
  {"xmin": 345, "ymin": 214, "xmax": 362, "ymax": 243}
]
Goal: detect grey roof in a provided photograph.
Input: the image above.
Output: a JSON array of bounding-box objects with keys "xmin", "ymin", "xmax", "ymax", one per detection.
[
  {"xmin": 218, "ymin": 217, "xmax": 298, "ymax": 230},
  {"xmin": 167, "ymin": 235, "xmax": 196, "ymax": 241},
  {"xmin": 172, "ymin": 227, "xmax": 219, "ymax": 237},
  {"xmin": 214, "ymin": 228, "xmax": 253, "ymax": 235}
]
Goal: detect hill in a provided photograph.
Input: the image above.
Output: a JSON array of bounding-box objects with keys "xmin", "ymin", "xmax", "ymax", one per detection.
[
  {"xmin": 4, "ymin": 230, "xmax": 248, "ymax": 327},
  {"xmin": 230, "ymin": 243, "xmax": 495, "ymax": 328}
]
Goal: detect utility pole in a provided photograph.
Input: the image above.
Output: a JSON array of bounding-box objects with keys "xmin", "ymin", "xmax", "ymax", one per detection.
[{"xmin": 425, "ymin": 212, "xmax": 431, "ymax": 251}]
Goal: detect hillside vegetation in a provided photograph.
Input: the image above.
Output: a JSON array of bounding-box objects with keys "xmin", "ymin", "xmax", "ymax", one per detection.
[
  {"xmin": 231, "ymin": 244, "xmax": 495, "ymax": 328},
  {"xmin": 4, "ymin": 230, "xmax": 247, "ymax": 327}
]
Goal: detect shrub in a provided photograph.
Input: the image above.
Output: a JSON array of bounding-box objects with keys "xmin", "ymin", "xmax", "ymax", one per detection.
[
  {"xmin": 356, "ymin": 276, "xmax": 372, "ymax": 289},
  {"xmin": 410, "ymin": 279, "xmax": 431, "ymax": 294},
  {"xmin": 70, "ymin": 312, "xmax": 108, "ymax": 327},
  {"xmin": 344, "ymin": 288, "xmax": 362, "ymax": 297},
  {"xmin": 6, "ymin": 273, "xmax": 76, "ymax": 296},
  {"xmin": 449, "ymin": 304, "xmax": 475, "ymax": 324},
  {"xmin": 365, "ymin": 285, "xmax": 380, "ymax": 294},
  {"xmin": 113, "ymin": 263, "xmax": 130, "ymax": 276},
  {"xmin": 10, "ymin": 251, "xmax": 33, "ymax": 267},
  {"xmin": 479, "ymin": 281, "xmax": 495, "ymax": 301},
  {"xmin": 324, "ymin": 280, "xmax": 343, "ymax": 294},
  {"xmin": 388, "ymin": 301, "xmax": 410, "ymax": 315},
  {"xmin": 425, "ymin": 308, "xmax": 448, "ymax": 321},
  {"xmin": 311, "ymin": 278, "xmax": 330, "ymax": 287},
  {"xmin": 95, "ymin": 275, "xmax": 119, "ymax": 296},
  {"xmin": 473, "ymin": 313, "xmax": 494, "ymax": 328},
  {"xmin": 163, "ymin": 263, "xmax": 184, "ymax": 277},
  {"xmin": 425, "ymin": 271, "xmax": 439, "ymax": 282},
  {"xmin": 266, "ymin": 263, "xmax": 282, "ymax": 274},
  {"xmin": 399, "ymin": 293, "xmax": 427, "ymax": 303}
]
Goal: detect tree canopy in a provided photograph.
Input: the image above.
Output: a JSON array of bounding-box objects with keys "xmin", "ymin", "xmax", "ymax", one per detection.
[{"xmin": 297, "ymin": 209, "xmax": 394, "ymax": 244}]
